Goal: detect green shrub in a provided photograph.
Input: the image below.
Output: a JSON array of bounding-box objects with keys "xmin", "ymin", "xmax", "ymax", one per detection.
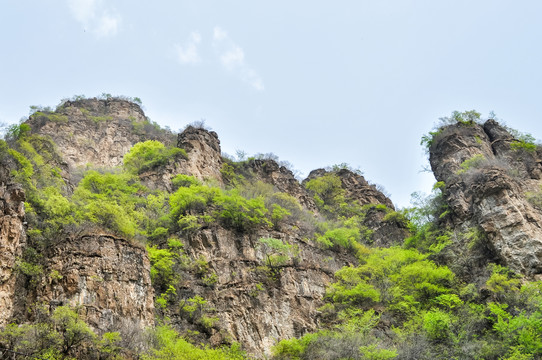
[
  {"xmin": 124, "ymin": 140, "xmax": 187, "ymax": 174},
  {"xmin": 423, "ymin": 309, "xmax": 452, "ymax": 341},
  {"xmin": 457, "ymin": 154, "xmax": 486, "ymax": 174},
  {"xmin": 304, "ymin": 173, "xmax": 345, "ymax": 214},
  {"xmin": 142, "ymin": 324, "xmax": 246, "ymax": 360},
  {"xmin": 215, "ymin": 190, "xmax": 271, "ymax": 232}
]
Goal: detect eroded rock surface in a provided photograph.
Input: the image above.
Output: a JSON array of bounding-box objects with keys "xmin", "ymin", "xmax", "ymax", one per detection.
[
  {"xmin": 0, "ymin": 184, "xmax": 25, "ymax": 327},
  {"xmin": 429, "ymin": 120, "xmax": 542, "ymax": 276},
  {"xmin": 176, "ymin": 227, "xmax": 352, "ymax": 356},
  {"xmin": 246, "ymin": 159, "xmax": 318, "ymax": 212},
  {"xmin": 35, "ymin": 234, "xmax": 154, "ymax": 331},
  {"xmin": 140, "ymin": 126, "xmax": 224, "ymax": 191}
]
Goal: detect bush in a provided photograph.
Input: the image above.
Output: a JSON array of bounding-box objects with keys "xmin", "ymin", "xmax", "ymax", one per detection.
[
  {"xmin": 215, "ymin": 190, "xmax": 271, "ymax": 232},
  {"xmin": 124, "ymin": 140, "xmax": 187, "ymax": 174}
]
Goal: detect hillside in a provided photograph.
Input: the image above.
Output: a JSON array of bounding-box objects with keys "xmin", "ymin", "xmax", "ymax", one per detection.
[{"xmin": 1, "ymin": 101, "xmax": 542, "ymax": 359}]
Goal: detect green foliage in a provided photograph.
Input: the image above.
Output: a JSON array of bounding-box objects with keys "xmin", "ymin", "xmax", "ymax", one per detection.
[
  {"xmin": 169, "ymin": 182, "xmax": 219, "ymax": 220},
  {"xmin": 420, "ymin": 129, "xmax": 443, "ymax": 149},
  {"xmin": 172, "ymin": 174, "xmax": 201, "ymax": 188},
  {"xmin": 304, "ymin": 173, "xmax": 345, "ymax": 214},
  {"xmin": 457, "ymin": 154, "xmax": 486, "ymax": 174},
  {"xmin": 6, "ymin": 123, "xmax": 31, "ymax": 140},
  {"xmin": 440, "ymin": 110, "xmax": 481, "ymax": 126},
  {"xmin": 124, "ymin": 140, "xmax": 187, "ymax": 174},
  {"xmin": 72, "ymin": 170, "xmax": 146, "ymax": 237},
  {"xmin": 423, "ymin": 309, "xmax": 452, "ymax": 340},
  {"xmin": 0, "ymin": 305, "xmax": 124, "ymax": 358},
  {"xmin": 316, "ymin": 226, "xmax": 361, "ymax": 250},
  {"xmin": 327, "ymin": 247, "xmax": 454, "ymax": 315},
  {"xmin": 509, "ymin": 130, "xmax": 538, "ymax": 153},
  {"xmin": 258, "ymin": 237, "xmax": 293, "ymax": 273},
  {"xmin": 148, "ymin": 245, "xmax": 177, "ymax": 291},
  {"xmin": 32, "ymin": 111, "xmax": 69, "ymax": 123},
  {"xmin": 421, "ymin": 110, "xmax": 481, "ymax": 150},
  {"xmin": 142, "ymin": 325, "xmax": 246, "ymax": 360},
  {"xmin": 215, "ymin": 190, "xmax": 271, "ymax": 231}
]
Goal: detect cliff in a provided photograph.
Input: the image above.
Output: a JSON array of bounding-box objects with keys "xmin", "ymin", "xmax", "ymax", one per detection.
[
  {"xmin": 0, "ymin": 97, "xmax": 406, "ymax": 358},
  {"xmin": 5, "ymin": 99, "xmax": 542, "ymax": 358},
  {"xmin": 428, "ymin": 119, "xmax": 542, "ymax": 276},
  {"xmin": 0, "ymin": 183, "xmax": 25, "ymax": 327}
]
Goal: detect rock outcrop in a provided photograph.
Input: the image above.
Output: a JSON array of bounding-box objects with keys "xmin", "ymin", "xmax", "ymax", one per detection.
[
  {"xmin": 246, "ymin": 159, "xmax": 318, "ymax": 212},
  {"xmin": 26, "ymin": 98, "xmax": 175, "ymax": 169},
  {"xmin": 33, "ymin": 234, "xmax": 154, "ymax": 331},
  {"xmin": 177, "ymin": 126, "xmax": 223, "ymax": 184},
  {"xmin": 303, "ymin": 168, "xmax": 409, "ymax": 247},
  {"xmin": 139, "ymin": 126, "xmax": 224, "ymax": 191},
  {"xmin": 174, "ymin": 227, "xmax": 352, "ymax": 356},
  {"xmin": 0, "ymin": 184, "xmax": 25, "ymax": 327},
  {"xmin": 429, "ymin": 120, "xmax": 542, "ymax": 276}
]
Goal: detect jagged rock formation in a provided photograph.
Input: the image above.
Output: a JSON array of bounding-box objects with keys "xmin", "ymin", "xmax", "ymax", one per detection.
[
  {"xmin": 1, "ymin": 97, "xmax": 409, "ymax": 357},
  {"xmin": 303, "ymin": 168, "xmax": 409, "ymax": 247},
  {"xmin": 178, "ymin": 126, "xmax": 223, "ymax": 184},
  {"xmin": 304, "ymin": 168, "xmax": 394, "ymax": 209},
  {"xmin": 429, "ymin": 120, "xmax": 542, "ymax": 276},
  {"xmin": 245, "ymin": 159, "xmax": 318, "ymax": 212},
  {"xmin": 139, "ymin": 126, "xmax": 224, "ymax": 191},
  {"xmin": 0, "ymin": 183, "xmax": 25, "ymax": 327}
]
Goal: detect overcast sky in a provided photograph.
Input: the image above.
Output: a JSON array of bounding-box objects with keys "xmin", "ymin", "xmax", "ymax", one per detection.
[{"xmin": 1, "ymin": 1, "xmax": 542, "ymax": 207}]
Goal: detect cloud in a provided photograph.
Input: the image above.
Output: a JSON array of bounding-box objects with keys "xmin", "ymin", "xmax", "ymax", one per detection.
[
  {"xmin": 220, "ymin": 46, "xmax": 244, "ymax": 70},
  {"xmin": 175, "ymin": 32, "xmax": 202, "ymax": 64},
  {"xmin": 67, "ymin": 0, "xmax": 121, "ymax": 38},
  {"xmin": 213, "ymin": 26, "xmax": 264, "ymax": 91}
]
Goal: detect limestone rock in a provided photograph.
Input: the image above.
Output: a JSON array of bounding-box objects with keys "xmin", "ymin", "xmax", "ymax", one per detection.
[{"xmin": 139, "ymin": 126, "xmax": 224, "ymax": 191}]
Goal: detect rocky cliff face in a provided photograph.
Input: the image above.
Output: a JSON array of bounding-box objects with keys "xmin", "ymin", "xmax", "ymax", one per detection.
[
  {"xmin": 139, "ymin": 126, "xmax": 224, "ymax": 191},
  {"xmin": 245, "ymin": 159, "xmax": 318, "ymax": 212},
  {"xmin": 303, "ymin": 168, "xmax": 409, "ymax": 247},
  {"xmin": 26, "ymin": 98, "xmax": 175, "ymax": 170},
  {"xmin": 429, "ymin": 120, "xmax": 542, "ymax": 276},
  {"xmin": 29, "ymin": 234, "xmax": 154, "ymax": 331},
  {"xmin": 1, "ymin": 97, "xmax": 410, "ymax": 357},
  {"xmin": 0, "ymin": 183, "xmax": 25, "ymax": 327},
  {"xmin": 178, "ymin": 227, "xmax": 352, "ymax": 355}
]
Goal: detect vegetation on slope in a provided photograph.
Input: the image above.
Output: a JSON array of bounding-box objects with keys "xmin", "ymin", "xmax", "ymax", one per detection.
[{"xmin": 2, "ymin": 105, "xmax": 542, "ymax": 359}]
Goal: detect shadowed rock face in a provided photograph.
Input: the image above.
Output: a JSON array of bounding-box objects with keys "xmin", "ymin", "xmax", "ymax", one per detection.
[
  {"xmin": 0, "ymin": 184, "xmax": 25, "ymax": 327},
  {"xmin": 33, "ymin": 234, "xmax": 154, "ymax": 331},
  {"xmin": 429, "ymin": 120, "xmax": 542, "ymax": 276}
]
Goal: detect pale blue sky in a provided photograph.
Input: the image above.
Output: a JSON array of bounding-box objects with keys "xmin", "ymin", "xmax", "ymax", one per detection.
[{"xmin": 1, "ymin": 1, "xmax": 542, "ymax": 207}]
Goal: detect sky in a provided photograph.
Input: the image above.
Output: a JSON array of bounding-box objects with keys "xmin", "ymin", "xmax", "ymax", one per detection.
[{"xmin": 1, "ymin": 1, "xmax": 542, "ymax": 208}]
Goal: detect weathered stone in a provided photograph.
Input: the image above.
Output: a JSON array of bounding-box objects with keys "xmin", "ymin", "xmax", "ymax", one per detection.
[
  {"xmin": 429, "ymin": 120, "xmax": 542, "ymax": 276},
  {"xmin": 36, "ymin": 234, "xmax": 154, "ymax": 331},
  {"xmin": 246, "ymin": 159, "xmax": 318, "ymax": 212},
  {"xmin": 0, "ymin": 183, "xmax": 26, "ymax": 327},
  {"xmin": 26, "ymin": 98, "xmax": 175, "ymax": 169}
]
